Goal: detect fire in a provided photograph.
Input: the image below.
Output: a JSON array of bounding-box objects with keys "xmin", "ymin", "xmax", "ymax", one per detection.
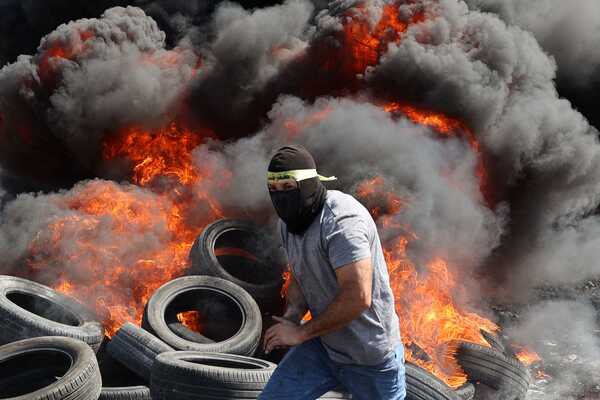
[
  {"xmin": 103, "ymin": 121, "xmax": 212, "ymax": 186},
  {"xmin": 515, "ymin": 347, "xmax": 542, "ymax": 366},
  {"xmin": 284, "ymin": 106, "xmax": 333, "ymax": 138},
  {"xmin": 356, "ymin": 176, "xmax": 498, "ymax": 388},
  {"xmin": 25, "ymin": 122, "xmax": 223, "ymax": 336},
  {"xmin": 340, "ymin": 3, "xmax": 424, "ymax": 77},
  {"xmin": 383, "ymin": 102, "xmax": 492, "ymax": 205},
  {"xmin": 177, "ymin": 310, "xmax": 203, "ymax": 333}
]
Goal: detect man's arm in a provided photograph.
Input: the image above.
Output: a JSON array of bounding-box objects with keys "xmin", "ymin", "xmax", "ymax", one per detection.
[
  {"xmin": 263, "ymin": 257, "xmax": 373, "ymax": 353},
  {"xmin": 282, "ymin": 274, "xmax": 308, "ymax": 323}
]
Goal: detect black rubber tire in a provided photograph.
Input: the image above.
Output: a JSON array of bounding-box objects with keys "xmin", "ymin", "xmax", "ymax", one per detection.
[
  {"xmin": 189, "ymin": 219, "xmax": 285, "ymax": 313},
  {"xmin": 142, "ymin": 276, "xmax": 262, "ymax": 356},
  {"xmin": 0, "ymin": 275, "xmax": 104, "ymax": 351},
  {"xmin": 0, "ymin": 336, "xmax": 101, "ymax": 400},
  {"xmin": 150, "ymin": 351, "xmax": 277, "ymax": 399},
  {"xmin": 99, "ymin": 387, "xmax": 151, "ymax": 400},
  {"xmin": 456, "ymin": 342, "xmax": 531, "ymax": 400},
  {"xmin": 107, "ymin": 322, "xmax": 173, "ymax": 381},
  {"xmin": 479, "ymin": 329, "xmax": 506, "ymax": 353},
  {"xmin": 455, "ymin": 382, "xmax": 475, "ymax": 400},
  {"xmin": 405, "ymin": 362, "xmax": 462, "ymax": 400}
]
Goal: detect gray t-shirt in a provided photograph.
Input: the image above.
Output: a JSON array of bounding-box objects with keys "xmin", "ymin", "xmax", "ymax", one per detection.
[{"xmin": 279, "ymin": 190, "xmax": 402, "ymax": 366}]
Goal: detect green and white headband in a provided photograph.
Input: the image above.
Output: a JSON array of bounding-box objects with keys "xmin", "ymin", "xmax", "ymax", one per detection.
[{"xmin": 267, "ymin": 169, "xmax": 337, "ymax": 182}]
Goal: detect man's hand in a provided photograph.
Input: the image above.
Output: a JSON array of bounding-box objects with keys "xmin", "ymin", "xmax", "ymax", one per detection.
[{"xmin": 263, "ymin": 316, "xmax": 306, "ymax": 354}]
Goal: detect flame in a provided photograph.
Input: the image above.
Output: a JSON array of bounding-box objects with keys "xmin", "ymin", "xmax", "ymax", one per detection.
[
  {"xmin": 26, "ymin": 122, "xmax": 223, "ymax": 336},
  {"xmin": 515, "ymin": 347, "xmax": 542, "ymax": 366},
  {"xmin": 177, "ymin": 310, "xmax": 203, "ymax": 333},
  {"xmin": 284, "ymin": 106, "xmax": 333, "ymax": 138},
  {"xmin": 356, "ymin": 176, "xmax": 498, "ymax": 388},
  {"xmin": 383, "ymin": 102, "xmax": 492, "ymax": 205},
  {"xmin": 340, "ymin": 3, "xmax": 423, "ymax": 77},
  {"xmin": 103, "ymin": 121, "xmax": 213, "ymax": 186}
]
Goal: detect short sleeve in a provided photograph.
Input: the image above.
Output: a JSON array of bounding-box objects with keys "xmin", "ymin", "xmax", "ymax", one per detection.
[{"xmin": 324, "ymin": 212, "xmax": 371, "ymax": 269}]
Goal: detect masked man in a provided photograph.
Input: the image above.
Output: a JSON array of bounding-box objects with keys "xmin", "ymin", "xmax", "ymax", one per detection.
[{"xmin": 259, "ymin": 145, "xmax": 406, "ymax": 400}]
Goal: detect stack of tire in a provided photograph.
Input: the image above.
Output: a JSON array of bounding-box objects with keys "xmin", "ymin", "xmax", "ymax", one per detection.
[
  {"xmin": 0, "ymin": 219, "xmax": 532, "ymax": 400},
  {"xmin": 455, "ymin": 334, "xmax": 531, "ymax": 400},
  {"xmin": 0, "ymin": 275, "xmax": 105, "ymax": 399}
]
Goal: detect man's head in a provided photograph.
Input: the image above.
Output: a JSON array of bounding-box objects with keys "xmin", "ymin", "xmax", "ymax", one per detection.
[{"xmin": 267, "ymin": 145, "xmax": 336, "ymax": 234}]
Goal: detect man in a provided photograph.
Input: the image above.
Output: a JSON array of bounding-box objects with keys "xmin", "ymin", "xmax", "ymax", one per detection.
[{"xmin": 259, "ymin": 144, "xmax": 406, "ymax": 400}]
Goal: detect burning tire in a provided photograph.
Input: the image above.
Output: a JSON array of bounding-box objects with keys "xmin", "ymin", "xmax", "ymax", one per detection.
[
  {"xmin": 455, "ymin": 382, "xmax": 475, "ymax": 400},
  {"xmin": 189, "ymin": 219, "xmax": 286, "ymax": 313},
  {"xmin": 479, "ymin": 329, "xmax": 506, "ymax": 354},
  {"xmin": 142, "ymin": 276, "xmax": 262, "ymax": 356},
  {"xmin": 456, "ymin": 342, "xmax": 531, "ymax": 400},
  {"xmin": 107, "ymin": 322, "xmax": 174, "ymax": 381},
  {"xmin": 99, "ymin": 386, "xmax": 151, "ymax": 400},
  {"xmin": 0, "ymin": 336, "xmax": 101, "ymax": 399},
  {"xmin": 150, "ymin": 351, "xmax": 277, "ymax": 399},
  {"xmin": 0, "ymin": 275, "xmax": 104, "ymax": 351},
  {"xmin": 405, "ymin": 362, "xmax": 466, "ymax": 400}
]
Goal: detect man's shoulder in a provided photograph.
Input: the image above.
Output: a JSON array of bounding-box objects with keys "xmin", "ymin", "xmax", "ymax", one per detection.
[{"xmin": 323, "ymin": 190, "xmax": 371, "ymax": 222}]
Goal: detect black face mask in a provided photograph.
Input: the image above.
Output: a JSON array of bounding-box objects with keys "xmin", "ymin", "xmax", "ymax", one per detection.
[
  {"xmin": 268, "ymin": 145, "xmax": 328, "ymax": 235},
  {"xmin": 270, "ymin": 189, "xmax": 302, "ymax": 229},
  {"xmin": 269, "ymin": 178, "xmax": 326, "ymax": 234}
]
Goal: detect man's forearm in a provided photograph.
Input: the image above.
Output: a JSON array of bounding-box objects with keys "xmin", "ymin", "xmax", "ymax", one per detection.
[{"xmin": 299, "ymin": 286, "xmax": 368, "ymax": 341}]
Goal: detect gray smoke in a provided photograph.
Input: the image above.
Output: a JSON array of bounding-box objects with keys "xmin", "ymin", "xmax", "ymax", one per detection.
[
  {"xmin": 506, "ymin": 300, "xmax": 600, "ymax": 400},
  {"xmin": 366, "ymin": 0, "xmax": 600, "ymax": 290},
  {"xmin": 0, "ymin": 6, "xmax": 199, "ymax": 171},
  {"xmin": 464, "ymin": 0, "xmax": 600, "ymax": 88},
  {"xmin": 192, "ymin": 95, "xmax": 503, "ymax": 275},
  {"xmin": 1, "ymin": 0, "xmax": 600, "ymax": 395}
]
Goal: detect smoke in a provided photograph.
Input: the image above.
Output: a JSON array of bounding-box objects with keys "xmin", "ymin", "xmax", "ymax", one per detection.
[
  {"xmin": 464, "ymin": 0, "xmax": 600, "ymax": 88},
  {"xmin": 363, "ymin": 0, "xmax": 600, "ymax": 292},
  {"xmin": 0, "ymin": 0, "xmax": 599, "ymax": 394},
  {"xmin": 188, "ymin": 0, "xmax": 313, "ymax": 136},
  {"xmin": 0, "ymin": 6, "xmax": 199, "ymax": 177},
  {"xmin": 506, "ymin": 300, "xmax": 600, "ymax": 400}
]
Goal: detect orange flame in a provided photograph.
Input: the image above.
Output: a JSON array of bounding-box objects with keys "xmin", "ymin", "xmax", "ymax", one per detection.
[
  {"xmin": 383, "ymin": 102, "xmax": 492, "ymax": 205},
  {"xmin": 515, "ymin": 347, "xmax": 542, "ymax": 366},
  {"xmin": 356, "ymin": 176, "xmax": 498, "ymax": 387},
  {"xmin": 340, "ymin": 3, "xmax": 424, "ymax": 76},
  {"xmin": 177, "ymin": 310, "xmax": 203, "ymax": 333},
  {"xmin": 27, "ymin": 123, "xmax": 224, "ymax": 337}
]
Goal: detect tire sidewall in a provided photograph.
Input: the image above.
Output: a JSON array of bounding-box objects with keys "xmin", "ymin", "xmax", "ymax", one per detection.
[
  {"xmin": 145, "ymin": 276, "xmax": 261, "ymax": 355},
  {"xmin": 0, "ymin": 276, "xmax": 104, "ymax": 345}
]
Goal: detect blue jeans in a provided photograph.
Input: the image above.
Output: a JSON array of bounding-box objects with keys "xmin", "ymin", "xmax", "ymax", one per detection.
[{"xmin": 259, "ymin": 339, "xmax": 406, "ymax": 400}]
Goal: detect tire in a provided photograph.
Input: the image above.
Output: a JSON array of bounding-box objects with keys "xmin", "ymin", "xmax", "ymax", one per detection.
[
  {"xmin": 99, "ymin": 387, "xmax": 151, "ymax": 400},
  {"xmin": 0, "ymin": 275, "xmax": 104, "ymax": 351},
  {"xmin": 142, "ymin": 276, "xmax": 262, "ymax": 356},
  {"xmin": 107, "ymin": 322, "xmax": 173, "ymax": 381},
  {"xmin": 455, "ymin": 382, "xmax": 475, "ymax": 400},
  {"xmin": 0, "ymin": 336, "xmax": 101, "ymax": 400},
  {"xmin": 150, "ymin": 351, "xmax": 277, "ymax": 399},
  {"xmin": 479, "ymin": 329, "xmax": 506, "ymax": 353},
  {"xmin": 456, "ymin": 342, "xmax": 531, "ymax": 400},
  {"xmin": 405, "ymin": 362, "xmax": 462, "ymax": 400},
  {"xmin": 189, "ymin": 219, "xmax": 286, "ymax": 313}
]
